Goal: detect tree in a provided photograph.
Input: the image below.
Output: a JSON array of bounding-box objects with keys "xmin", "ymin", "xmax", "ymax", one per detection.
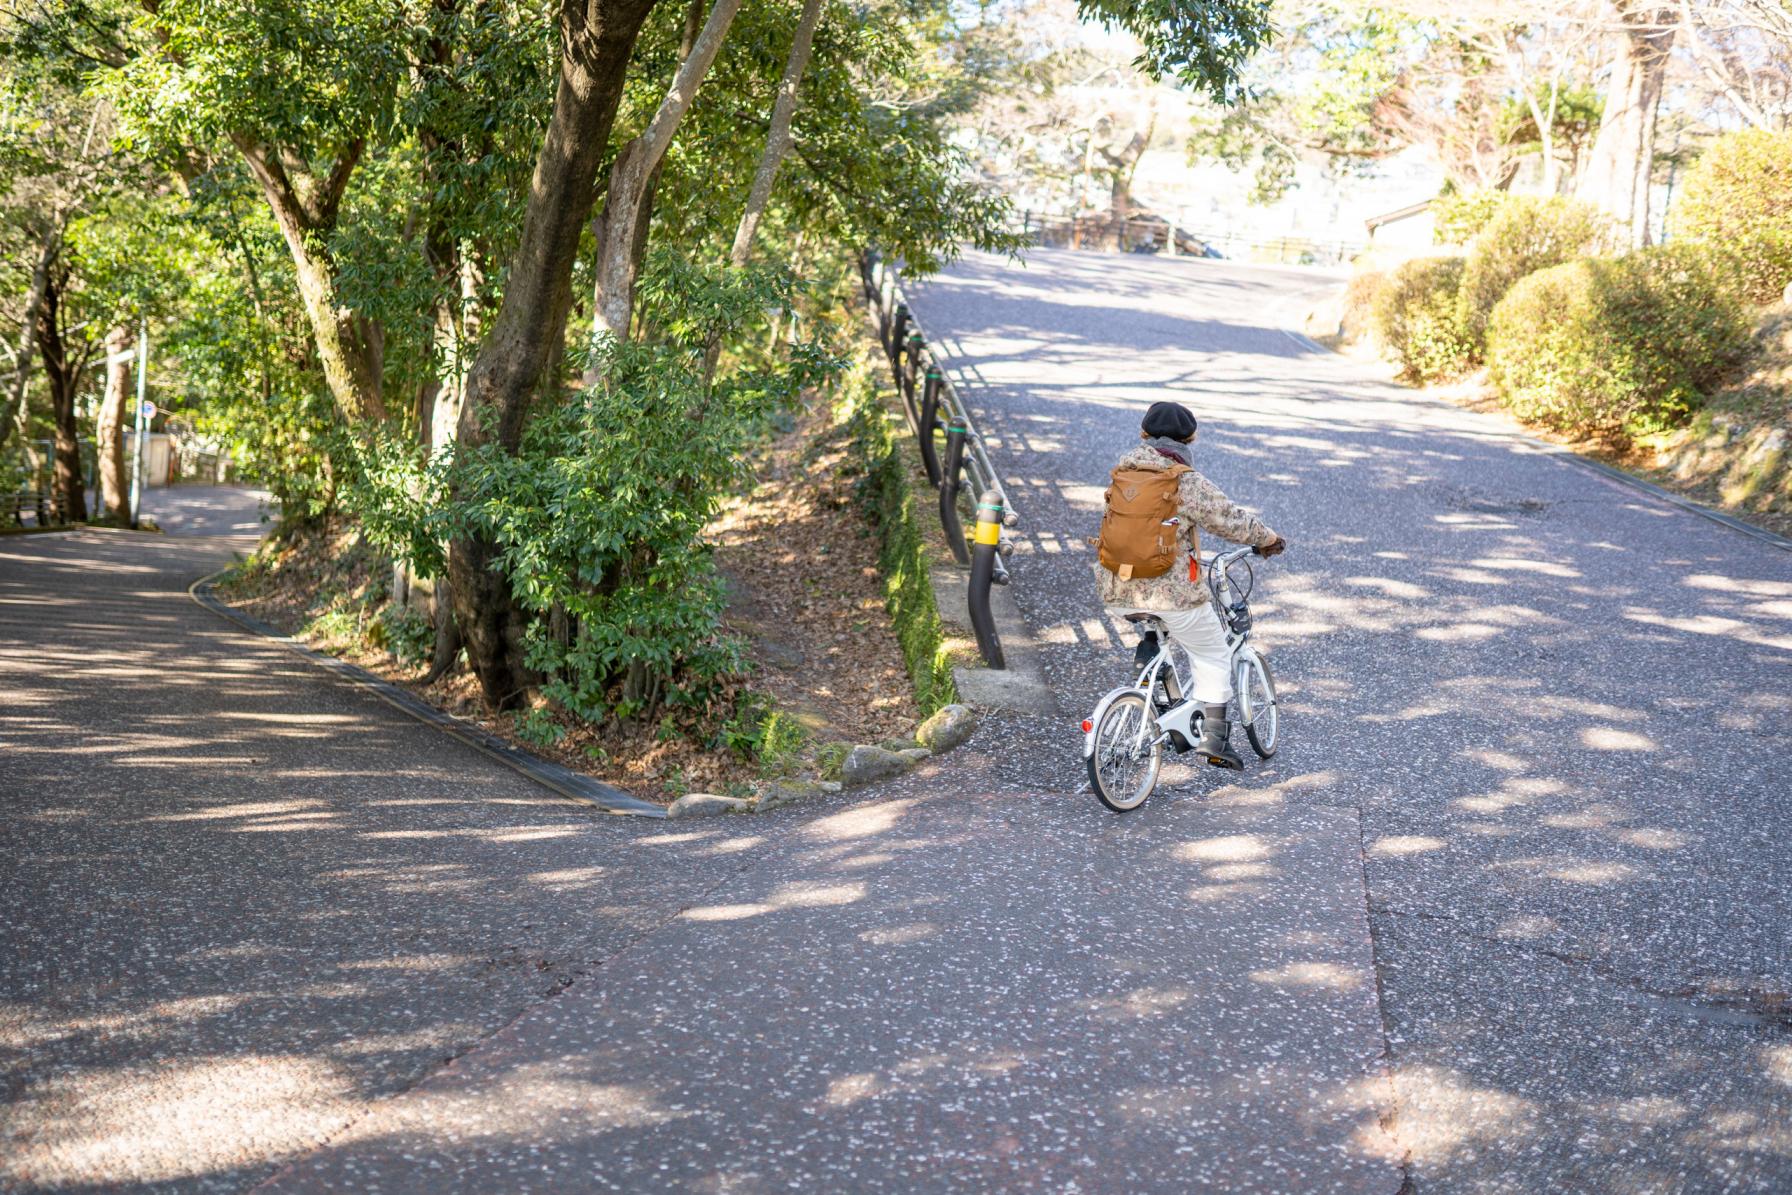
[{"xmin": 1577, "ymin": 3, "xmax": 1678, "ymax": 245}]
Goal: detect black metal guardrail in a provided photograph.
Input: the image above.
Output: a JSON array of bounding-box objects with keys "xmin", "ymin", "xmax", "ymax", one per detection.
[{"xmin": 860, "ymin": 249, "xmax": 1016, "ymax": 670}]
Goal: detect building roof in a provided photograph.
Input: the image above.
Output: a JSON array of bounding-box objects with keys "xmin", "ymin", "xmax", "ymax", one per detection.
[{"xmin": 1364, "ymin": 199, "xmax": 1434, "ymax": 233}]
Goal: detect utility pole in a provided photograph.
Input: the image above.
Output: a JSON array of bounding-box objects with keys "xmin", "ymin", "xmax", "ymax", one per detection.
[{"xmin": 128, "ymin": 321, "xmax": 147, "ymax": 529}]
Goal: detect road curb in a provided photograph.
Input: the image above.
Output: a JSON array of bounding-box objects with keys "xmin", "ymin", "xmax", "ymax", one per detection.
[{"xmin": 187, "ymin": 570, "xmax": 667, "ymax": 818}]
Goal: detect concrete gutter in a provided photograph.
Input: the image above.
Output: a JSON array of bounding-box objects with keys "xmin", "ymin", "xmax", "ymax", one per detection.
[{"xmin": 188, "ymin": 570, "xmax": 667, "ymax": 818}]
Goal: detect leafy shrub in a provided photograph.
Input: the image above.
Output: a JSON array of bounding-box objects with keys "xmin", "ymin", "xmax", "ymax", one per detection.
[
  {"xmin": 1458, "ymin": 195, "xmax": 1607, "ymax": 352},
  {"xmin": 450, "ymin": 254, "xmax": 841, "ymax": 724},
  {"xmin": 1486, "ymin": 243, "xmax": 1751, "ymax": 441},
  {"xmin": 1371, "ymin": 256, "xmax": 1471, "ymax": 382},
  {"xmin": 1672, "ymin": 128, "xmax": 1792, "ymax": 304},
  {"xmin": 1338, "ymin": 267, "xmax": 1388, "ymax": 345},
  {"xmin": 1432, "ymin": 190, "xmax": 1507, "ymax": 246},
  {"xmin": 374, "ymin": 602, "xmax": 435, "ymax": 667}
]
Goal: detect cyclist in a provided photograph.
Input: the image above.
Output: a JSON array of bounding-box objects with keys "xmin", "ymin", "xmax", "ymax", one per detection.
[{"xmin": 1094, "ymin": 400, "xmax": 1285, "ymax": 769}]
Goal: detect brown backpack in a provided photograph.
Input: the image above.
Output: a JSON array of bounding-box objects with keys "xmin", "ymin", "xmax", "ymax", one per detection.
[{"xmin": 1097, "ymin": 463, "xmax": 1190, "ymax": 580}]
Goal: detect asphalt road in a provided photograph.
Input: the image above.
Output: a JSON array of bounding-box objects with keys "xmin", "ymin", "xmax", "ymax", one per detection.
[
  {"xmin": 2, "ymin": 489, "xmax": 1397, "ymax": 1190},
  {"xmin": 905, "ymin": 249, "xmax": 1792, "ymax": 1193}
]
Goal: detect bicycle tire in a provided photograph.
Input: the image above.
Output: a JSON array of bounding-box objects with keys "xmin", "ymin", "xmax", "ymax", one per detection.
[
  {"xmin": 1087, "ymin": 692, "xmax": 1162, "ymax": 812},
  {"xmin": 1237, "ymin": 654, "xmax": 1279, "ymax": 759}
]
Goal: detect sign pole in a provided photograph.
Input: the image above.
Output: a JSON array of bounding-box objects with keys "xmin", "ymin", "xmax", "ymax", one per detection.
[{"xmin": 128, "ymin": 321, "xmax": 147, "ymax": 529}]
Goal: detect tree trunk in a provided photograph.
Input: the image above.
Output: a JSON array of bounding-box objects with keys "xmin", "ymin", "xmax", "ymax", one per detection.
[
  {"xmin": 231, "ymin": 135, "xmax": 389, "ymax": 425},
  {"xmin": 33, "ymin": 269, "xmax": 88, "ymax": 524},
  {"xmin": 96, "ymin": 324, "xmax": 133, "ymax": 519},
  {"xmin": 1577, "ymin": 4, "xmax": 1676, "ymax": 247},
  {"xmin": 728, "ymin": 0, "xmax": 823, "ymax": 269},
  {"xmin": 701, "ymin": 0, "xmax": 824, "ymax": 382},
  {"xmin": 585, "ymin": 0, "xmax": 747, "ymax": 367},
  {"xmin": 447, "ymin": 0, "xmax": 663, "ymax": 710},
  {"xmin": 0, "ymin": 228, "xmax": 59, "ymax": 459}
]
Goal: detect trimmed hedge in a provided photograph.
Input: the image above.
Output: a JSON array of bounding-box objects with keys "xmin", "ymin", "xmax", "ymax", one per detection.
[
  {"xmin": 839, "ymin": 358, "xmax": 957, "ymax": 715},
  {"xmin": 1432, "ymin": 190, "xmax": 1507, "ymax": 246},
  {"xmin": 1458, "ymin": 195, "xmax": 1607, "ymax": 352},
  {"xmin": 1673, "ymin": 128, "xmax": 1792, "ymax": 304},
  {"xmin": 1486, "ymin": 243, "xmax": 1750, "ymax": 440},
  {"xmin": 1372, "ymin": 256, "xmax": 1471, "ymax": 382}
]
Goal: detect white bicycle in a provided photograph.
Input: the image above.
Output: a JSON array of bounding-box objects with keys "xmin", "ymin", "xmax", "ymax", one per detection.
[{"xmin": 1081, "ymin": 545, "xmax": 1280, "ymax": 813}]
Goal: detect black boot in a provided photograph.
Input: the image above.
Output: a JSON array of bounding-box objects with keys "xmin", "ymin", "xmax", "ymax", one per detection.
[{"xmin": 1198, "ymin": 704, "xmax": 1243, "ymax": 770}]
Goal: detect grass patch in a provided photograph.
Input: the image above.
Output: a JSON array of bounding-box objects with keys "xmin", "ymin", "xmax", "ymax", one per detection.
[{"xmin": 838, "ymin": 352, "xmax": 958, "ymax": 715}]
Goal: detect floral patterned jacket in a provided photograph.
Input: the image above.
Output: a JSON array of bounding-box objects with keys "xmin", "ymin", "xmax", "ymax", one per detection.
[{"xmin": 1093, "ymin": 441, "xmax": 1279, "ymax": 611}]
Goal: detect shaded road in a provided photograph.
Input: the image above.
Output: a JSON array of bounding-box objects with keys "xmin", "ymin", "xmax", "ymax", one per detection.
[
  {"xmin": 906, "ymin": 249, "xmax": 1792, "ymax": 1193},
  {"xmin": 4, "ymin": 499, "xmax": 1395, "ymax": 1188}
]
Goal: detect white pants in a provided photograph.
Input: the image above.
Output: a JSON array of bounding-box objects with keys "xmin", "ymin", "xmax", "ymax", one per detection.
[{"xmin": 1107, "ymin": 604, "xmax": 1232, "ymax": 703}]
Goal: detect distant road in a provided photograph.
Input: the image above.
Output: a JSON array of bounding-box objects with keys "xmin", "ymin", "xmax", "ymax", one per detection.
[{"xmin": 908, "ymin": 248, "xmax": 1792, "ymax": 1194}]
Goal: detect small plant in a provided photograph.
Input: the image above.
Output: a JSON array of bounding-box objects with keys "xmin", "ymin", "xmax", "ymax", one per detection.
[
  {"xmin": 375, "ymin": 603, "xmax": 435, "ymax": 668},
  {"xmin": 756, "ymin": 709, "xmax": 809, "ymax": 778},
  {"xmin": 516, "ymin": 708, "xmax": 566, "ymax": 747},
  {"xmin": 302, "ymin": 609, "xmax": 361, "ymax": 650},
  {"xmin": 813, "ymin": 740, "xmax": 852, "ymax": 780},
  {"xmin": 663, "ymin": 767, "xmax": 690, "ymax": 799}
]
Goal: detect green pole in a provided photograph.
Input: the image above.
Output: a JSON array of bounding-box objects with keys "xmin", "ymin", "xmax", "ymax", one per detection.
[{"xmin": 128, "ymin": 321, "xmax": 147, "ymax": 529}]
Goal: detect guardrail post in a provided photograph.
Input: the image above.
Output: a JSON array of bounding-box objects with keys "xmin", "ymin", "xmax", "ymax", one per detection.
[
  {"xmin": 967, "ymin": 494, "xmax": 1006, "ymax": 669},
  {"xmin": 888, "ymin": 303, "xmax": 909, "ymax": 372},
  {"xmin": 939, "ymin": 418, "xmax": 970, "ymax": 565},
  {"xmin": 918, "ymin": 367, "xmax": 943, "ymax": 485},
  {"xmin": 902, "ymin": 330, "xmax": 923, "ymax": 428}
]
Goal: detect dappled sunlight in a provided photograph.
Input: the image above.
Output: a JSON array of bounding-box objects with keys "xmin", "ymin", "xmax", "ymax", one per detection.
[
  {"xmin": 1352, "ymin": 1064, "xmax": 1538, "ymax": 1167},
  {"xmin": 1580, "ymin": 726, "xmax": 1653, "ymax": 751},
  {"xmin": 858, "ymin": 922, "xmax": 938, "ymax": 946},
  {"xmin": 1367, "ymin": 835, "xmax": 1446, "ymax": 857},
  {"xmin": 1173, "ymin": 834, "xmax": 1275, "ymax": 863},
  {"xmin": 1248, "ymin": 962, "xmax": 1363, "ymax": 992},
  {"xmin": 0, "ymin": 1054, "xmax": 360, "ymax": 1187},
  {"xmin": 801, "ymin": 797, "xmax": 917, "ymax": 842},
  {"xmin": 1083, "ymin": 985, "xmax": 1193, "ymax": 1019},
  {"xmin": 681, "ymin": 880, "xmax": 867, "ymax": 923}
]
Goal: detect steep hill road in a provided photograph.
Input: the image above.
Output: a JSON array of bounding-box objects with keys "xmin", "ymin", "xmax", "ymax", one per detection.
[{"xmin": 905, "ymin": 248, "xmax": 1792, "ymax": 1193}]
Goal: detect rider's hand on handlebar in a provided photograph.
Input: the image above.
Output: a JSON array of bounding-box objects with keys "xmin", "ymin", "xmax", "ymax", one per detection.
[{"xmin": 1255, "ymin": 536, "xmax": 1287, "ymax": 558}]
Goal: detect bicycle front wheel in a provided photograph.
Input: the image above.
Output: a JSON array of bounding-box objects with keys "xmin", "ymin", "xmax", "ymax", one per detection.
[
  {"xmin": 1087, "ymin": 692, "xmax": 1162, "ymax": 812},
  {"xmin": 1236, "ymin": 653, "xmax": 1279, "ymax": 758}
]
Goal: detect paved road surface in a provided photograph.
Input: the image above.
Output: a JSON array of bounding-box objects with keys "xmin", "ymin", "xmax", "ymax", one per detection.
[
  {"xmin": 907, "ymin": 249, "xmax": 1792, "ymax": 1192},
  {"xmin": 8, "ymin": 243, "xmax": 1791, "ymax": 1194},
  {"xmin": 4, "ymin": 496, "xmax": 1394, "ymax": 1187}
]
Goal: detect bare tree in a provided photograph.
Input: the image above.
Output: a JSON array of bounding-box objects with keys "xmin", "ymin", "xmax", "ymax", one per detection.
[{"xmin": 1676, "ymin": 0, "xmax": 1792, "ymax": 128}]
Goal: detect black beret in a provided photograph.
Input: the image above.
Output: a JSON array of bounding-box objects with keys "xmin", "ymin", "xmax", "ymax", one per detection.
[{"xmin": 1141, "ymin": 401, "xmax": 1198, "ymax": 442}]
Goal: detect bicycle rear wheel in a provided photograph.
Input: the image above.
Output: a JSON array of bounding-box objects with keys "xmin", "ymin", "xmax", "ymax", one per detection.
[
  {"xmin": 1236, "ymin": 654, "xmax": 1279, "ymax": 758},
  {"xmin": 1087, "ymin": 692, "xmax": 1162, "ymax": 812}
]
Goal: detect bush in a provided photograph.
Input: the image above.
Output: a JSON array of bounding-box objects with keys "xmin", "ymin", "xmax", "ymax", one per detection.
[
  {"xmin": 1458, "ymin": 195, "xmax": 1608, "ymax": 352},
  {"xmin": 451, "ymin": 254, "xmax": 841, "ymax": 723},
  {"xmin": 1432, "ymin": 190, "xmax": 1507, "ymax": 246},
  {"xmin": 1338, "ymin": 267, "xmax": 1388, "ymax": 345},
  {"xmin": 1673, "ymin": 128, "xmax": 1792, "ymax": 304},
  {"xmin": 1486, "ymin": 243, "xmax": 1751, "ymax": 441},
  {"xmin": 1372, "ymin": 256, "xmax": 1471, "ymax": 382}
]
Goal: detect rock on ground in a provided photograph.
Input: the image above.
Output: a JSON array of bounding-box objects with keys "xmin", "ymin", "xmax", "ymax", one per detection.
[
  {"xmin": 667, "ymin": 793, "xmax": 753, "ymax": 818},
  {"xmin": 917, "ymin": 703, "xmax": 978, "ymax": 753},
  {"xmin": 840, "ymin": 744, "xmax": 915, "ymax": 787}
]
